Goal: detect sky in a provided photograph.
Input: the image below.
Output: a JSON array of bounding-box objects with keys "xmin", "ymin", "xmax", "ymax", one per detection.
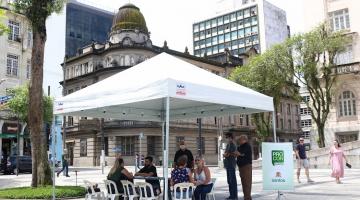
[{"xmin": 43, "ymin": 0, "xmax": 305, "ymax": 98}]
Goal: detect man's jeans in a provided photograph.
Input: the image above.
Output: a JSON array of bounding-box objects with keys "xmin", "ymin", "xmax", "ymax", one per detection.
[{"xmin": 226, "ymin": 166, "xmax": 238, "ymax": 199}]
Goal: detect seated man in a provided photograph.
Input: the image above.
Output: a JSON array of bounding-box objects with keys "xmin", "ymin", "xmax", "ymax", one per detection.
[{"xmin": 135, "ymin": 156, "xmax": 161, "ymax": 196}]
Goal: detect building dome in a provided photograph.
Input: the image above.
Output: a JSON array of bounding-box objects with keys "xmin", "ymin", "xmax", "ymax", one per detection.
[{"xmin": 112, "ymin": 3, "xmax": 148, "ymax": 33}]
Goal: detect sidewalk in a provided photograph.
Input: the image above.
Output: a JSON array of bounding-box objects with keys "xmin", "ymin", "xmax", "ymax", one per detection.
[{"xmin": 1, "ymin": 167, "xmax": 360, "ymax": 199}]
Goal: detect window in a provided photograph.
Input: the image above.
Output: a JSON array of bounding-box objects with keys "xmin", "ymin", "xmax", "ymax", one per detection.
[
  {"xmin": 217, "ymin": 17, "xmax": 223, "ymax": 25},
  {"xmin": 80, "ymin": 139, "xmax": 87, "ymax": 157},
  {"xmin": 301, "ymin": 119, "xmax": 312, "ymax": 128},
  {"xmin": 211, "ymin": 27, "xmax": 217, "ymax": 35},
  {"xmin": 300, "ymin": 108, "xmax": 311, "ymax": 115},
  {"xmin": 224, "ymin": 15, "xmax": 230, "ymax": 23},
  {"xmin": 338, "ymin": 91, "xmax": 356, "ymax": 117},
  {"xmin": 212, "ymin": 36, "xmax": 218, "ymax": 44},
  {"xmin": 104, "ymin": 137, "xmax": 109, "ymax": 156},
  {"xmin": 288, "ymin": 119, "xmax": 291, "ymax": 130},
  {"xmin": 337, "ymin": 132, "xmax": 358, "ymax": 143},
  {"xmin": 197, "ymin": 137, "xmax": 205, "ymax": 155},
  {"xmin": 231, "ymin": 31, "xmax": 237, "ymax": 40},
  {"xmin": 206, "ymin": 38, "xmax": 211, "ymax": 46},
  {"xmin": 176, "ymin": 136, "xmax": 185, "ymax": 151},
  {"xmin": 147, "ymin": 136, "xmax": 156, "ymax": 156},
  {"xmin": 295, "ymin": 105, "xmax": 299, "ymax": 115},
  {"xmin": 215, "ymin": 138, "xmax": 218, "ymax": 154},
  {"xmin": 225, "ymin": 33, "xmax": 231, "ymax": 42},
  {"xmin": 239, "ymin": 114, "xmax": 244, "ymax": 126},
  {"xmin": 193, "ymin": 24, "xmax": 199, "ymax": 32},
  {"xmin": 118, "ymin": 136, "xmax": 135, "ymax": 156},
  {"xmin": 27, "ymin": 29, "xmax": 32, "ymax": 48},
  {"xmin": 238, "ymin": 29, "xmax": 244, "ymax": 37},
  {"xmin": 199, "ymin": 23, "xmax": 205, "ymax": 30},
  {"xmin": 302, "ymin": 131, "xmax": 310, "ymax": 139},
  {"xmin": 302, "ymin": 96, "xmax": 310, "ymax": 103},
  {"xmin": 26, "ymin": 59, "xmax": 31, "ymax": 79},
  {"xmin": 8, "ymin": 20, "xmax": 20, "ymax": 41},
  {"xmin": 280, "ymin": 119, "xmax": 284, "ymax": 129},
  {"xmin": 329, "ymin": 9, "xmax": 350, "ymax": 31},
  {"xmin": 287, "ymin": 104, "xmax": 291, "ymax": 115},
  {"xmin": 67, "ymin": 116, "xmax": 74, "ymax": 126},
  {"xmin": 245, "ymin": 27, "xmax": 251, "ymax": 36},
  {"xmin": 246, "ymin": 115, "xmax": 249, "ymax": 126},
  {"xmin": 237, "ymin": 11, "xmax": 243, "ymax": 19},
  {"xmin": 6, "ymin": 54, "xmax": 19, "ymax": 76},
  {"xmin": 334, "ymin": 45, "xmax": 353, "ymax": 65},
  {"xmin": 211, "ymin": 19, "xmax": 217, "ymax": 27}
]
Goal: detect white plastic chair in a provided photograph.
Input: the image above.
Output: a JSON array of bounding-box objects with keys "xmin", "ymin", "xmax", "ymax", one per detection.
[
  {"xmin": 206, "ymin": 178, "xmax": 217, "ymax": 200},
  {"xmin": 121, "ymin": 180, "xmax": 140, "ymax": 200},
  {"xmin": 104, "ymin": 180, "xmax": 123, "ymax": 200},
  {"xmin": 173, "ymin": 183, "xmax": 195, "ymax": 200},
  {"xmin": 135, "ymin": 182, "xmax": 161, "ymax": 200},
  {"xmin": 84, "ymin": 180, "xmax": 105, "ymax": 200}
]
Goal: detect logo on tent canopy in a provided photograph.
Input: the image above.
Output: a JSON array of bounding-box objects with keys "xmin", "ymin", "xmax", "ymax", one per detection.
[
  {"xmin": 176, "ymin": 83, "xmax": 186, "ymax": 96},
  {"xmin": 55, "ymin": 101, "xmax": 64, "ymax": 111}
]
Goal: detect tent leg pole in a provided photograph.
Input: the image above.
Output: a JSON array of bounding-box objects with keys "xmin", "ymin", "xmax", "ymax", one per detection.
[
  {"xmin": 272, "ymin": 111, "xmax": 277, "ymax": 143},
  {"xmin": 164, "ymin": 97, "xmax": 170, "ymax": 200}
]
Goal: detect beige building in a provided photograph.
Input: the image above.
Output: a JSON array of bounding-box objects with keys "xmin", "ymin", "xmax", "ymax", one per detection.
[
  {"xmin": 0, "ymin": 1, "xmax": 32, "ymax": 158},
  {"xmin": 303, "ymin": 0, "xmax": 360, "ymax": 147}
]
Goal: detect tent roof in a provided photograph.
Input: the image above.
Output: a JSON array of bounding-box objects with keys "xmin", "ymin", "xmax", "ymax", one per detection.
[{"xmin": 54, "ymin": 53, "xmax": 273, "ymax": 121}]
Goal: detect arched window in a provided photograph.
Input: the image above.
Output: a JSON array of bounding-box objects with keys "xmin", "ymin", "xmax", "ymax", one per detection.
[{"xmin": 338, "ymin": 91, "xmax": 356, "ymax": 117}]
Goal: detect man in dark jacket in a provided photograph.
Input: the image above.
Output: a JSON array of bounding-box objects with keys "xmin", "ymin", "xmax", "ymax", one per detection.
[
  {"xmin": 223, "ymin": 132, "xmax": 238, "ymax": 200},
  {"xmin": 173, "ymin": 140, "xmax": 194, "ymax": 169},
  {"xmin": 235, "ymin": 135, "xmax": 252, "ymax": 200}
]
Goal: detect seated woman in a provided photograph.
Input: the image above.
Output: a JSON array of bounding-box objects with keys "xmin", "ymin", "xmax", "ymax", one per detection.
[
  {"xmin": 193, "ymin": 157, "xmax": 213, "ymax": 200},
  {"xmin": 170, "ymin": 155, "xmax": 194, "ymax": 199},
  {"xmin": 107, "ymin": 158, "xmax": 134, "ymax": 195}
]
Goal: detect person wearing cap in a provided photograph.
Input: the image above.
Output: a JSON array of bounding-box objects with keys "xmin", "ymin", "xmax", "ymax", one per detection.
[
  {"xmin": 223, "ymin": 132, "xmax": 238, "ymax": 200},
  {"xmin": 173, "ymin": 140, "xmax": 194, "ymax": 169},
  {"xmin": 295, "ymin": 137, "xmax": 314, "ymax": 183}
]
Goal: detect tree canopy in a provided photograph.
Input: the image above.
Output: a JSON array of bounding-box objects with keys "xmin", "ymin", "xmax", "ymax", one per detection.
[
  {"xmin": 230, "ymin": 45, "xmax": 298, "ymax": 139},
  {"xmin": 6, "ymin": 85, "xmax": 53, "ymax": 123}
]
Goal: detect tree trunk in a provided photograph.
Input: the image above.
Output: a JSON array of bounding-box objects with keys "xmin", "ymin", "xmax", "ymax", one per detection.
[
  {"xmin": 29, "ymin": 30, "xmax": 51, "ymax": 187},
  {"xmin": 317, "ymin": 125, "xmax": 325, "ymax": 148}
]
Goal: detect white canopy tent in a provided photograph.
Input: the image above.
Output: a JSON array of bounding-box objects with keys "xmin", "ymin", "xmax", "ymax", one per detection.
[{"xmin": 54, "ymin": 53, "xmax": 276, "ymax": 199}]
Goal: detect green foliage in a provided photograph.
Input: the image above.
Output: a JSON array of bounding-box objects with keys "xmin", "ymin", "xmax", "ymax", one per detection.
[
  {"xmin": 0, "ymin": 7, "xmax": 10, "ymax": 35},
  {"xmin": 12, "ymin": 0, "xmax": 65, "ymax": 31},
  {"xmin": 7, "ymin": 85, "xmax": 53, "ymax": 123},
  {"xmin": 0, "ymin": 186, "xmax": 86, "ymax": 199},
  {"xmin": 230, "ymin": 45, "xmax": 299, "ymax": 138}
]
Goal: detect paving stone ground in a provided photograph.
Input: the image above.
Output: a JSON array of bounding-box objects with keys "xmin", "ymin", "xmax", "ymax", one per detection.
[{"xmin": 1, "ymin": 166, "xmax": 359, "ymax": 200}]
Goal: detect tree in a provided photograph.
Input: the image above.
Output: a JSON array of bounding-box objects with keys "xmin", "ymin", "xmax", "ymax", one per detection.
[
  {"xmin": 0, "ymin": 1, "xmax": 9, "ymax": 35},
  {"xmin": 230, "ymin": 45, "xmax": 298, "ymax": 140},
  {"xmin": 288, "ymin": 24, "xmax": 349, "ymax": 147},
  {"xmin": 11, "ymin": 0, "xmax": 64, "ymax": 187}
]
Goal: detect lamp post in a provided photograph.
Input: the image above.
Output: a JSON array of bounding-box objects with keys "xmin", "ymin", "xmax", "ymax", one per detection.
[{"xmin": 16, "ymin": 113, "xmax": 20, "ymax": 176}]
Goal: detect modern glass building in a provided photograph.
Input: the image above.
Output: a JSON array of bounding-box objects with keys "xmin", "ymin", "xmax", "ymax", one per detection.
[
  {"xmin": 66, "ymin": 0, "xmax": 114, "ymax": 57},
  {"xmin": 193, "ymin": 0, "xmax": 288, "ymax": 57}
]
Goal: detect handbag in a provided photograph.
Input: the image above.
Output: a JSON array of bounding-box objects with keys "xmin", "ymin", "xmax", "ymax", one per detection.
[{"xmin": 346, "ymin": 162, "xmax": 352, "ymax": 168}]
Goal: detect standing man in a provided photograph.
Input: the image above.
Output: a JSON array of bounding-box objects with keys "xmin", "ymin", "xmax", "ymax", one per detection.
[
  {"xmin": 235, "ymin": 135, "xmax": 252, "ymax": 200},
  {"xmin": 223, "ymin": 132, "xmax": 238, "ymax": 200},
  {"xmin": 173, "ymin": 141, "xmax": 194, "ymax": 169},
  {"xmin": 135, "ymin": 156, "xmax": 161, "ymax": 196},
  {"xmin": 295, "ymin": 137, "xmax": 314, "ymax": 183}
]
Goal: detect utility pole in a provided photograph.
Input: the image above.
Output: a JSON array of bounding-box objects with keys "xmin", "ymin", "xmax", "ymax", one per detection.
[
  {"xmin": 100, "ymin": 118, "xmax": 105, "ymax": 174},
  {"xmin": 198, "ymin": 118, "xmax": 202, "ymax": 157},
  {"xmin": 16, "ymin": 114, "xmax": 20, "ymax": 176},
  {"xmin": 62, "ymin": 56, "xmax": 67, "ymax": 158}
]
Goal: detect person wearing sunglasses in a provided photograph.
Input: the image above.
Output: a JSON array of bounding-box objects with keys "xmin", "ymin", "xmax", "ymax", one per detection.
[
  {"xmin": 295, "ymin": 137, "xmax": 314, "ymax": 183},
  {"xmin": 193, "ymin": 156, "xmax": 213, "ymax": 200}
]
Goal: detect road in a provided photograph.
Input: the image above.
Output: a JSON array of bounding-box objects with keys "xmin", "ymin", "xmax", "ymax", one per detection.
[{"xmin": 1, "ymin": 167, "xmax": 359, "ymax": 200}]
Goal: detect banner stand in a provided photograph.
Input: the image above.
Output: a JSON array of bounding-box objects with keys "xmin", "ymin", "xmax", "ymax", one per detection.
[{"xmin": 262, "ymin": 142, "xmax": 294, "ymax": 200}]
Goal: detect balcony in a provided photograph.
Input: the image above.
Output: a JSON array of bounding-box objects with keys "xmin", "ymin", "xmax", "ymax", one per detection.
[{"xmin": 333, "ymin": 62, "xmax": 360, "ymax": 75}]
